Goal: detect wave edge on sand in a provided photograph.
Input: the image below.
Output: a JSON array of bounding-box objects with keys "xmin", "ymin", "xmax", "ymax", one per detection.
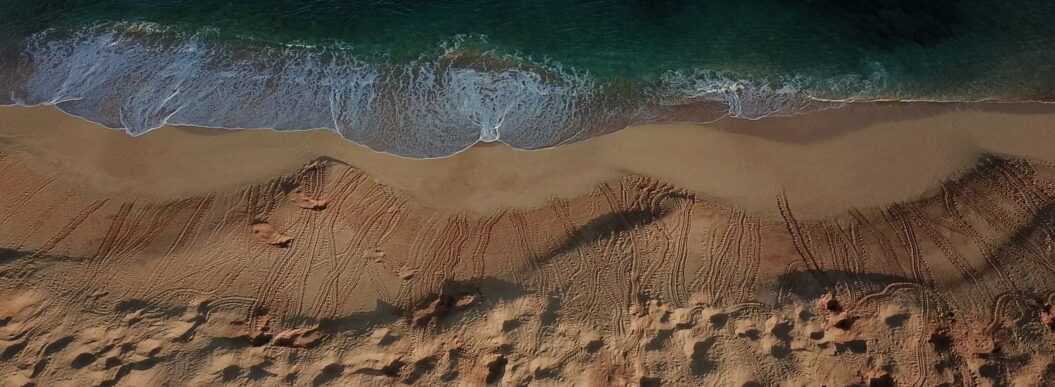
[{"xmin": 5, "ymin": 23, "xmax": 1045, "ymax": 158}]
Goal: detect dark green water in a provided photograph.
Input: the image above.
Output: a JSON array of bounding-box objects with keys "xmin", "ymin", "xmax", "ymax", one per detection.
[{"xmin": 1, "ymin": 1, "xmax": 1053, "ymax": 157}]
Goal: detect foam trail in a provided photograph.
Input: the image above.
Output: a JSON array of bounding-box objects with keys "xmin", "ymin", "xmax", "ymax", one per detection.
[
  {"xmin": 653, "ymin": 68, "xmax": 888, "ymax": 120},
  {"xmin": 1, "ymin": 23, "xmax": 900, "ymax": 158},
  {"xmin": 5, "ymin": 24, "xmax": 609, "ymax": 157}
]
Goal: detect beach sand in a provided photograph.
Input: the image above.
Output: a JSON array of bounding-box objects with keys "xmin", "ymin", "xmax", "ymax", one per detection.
[
  {"xmin": 2, "ymin": 104, "xmax": 1055, "ymax": 385},
  {"xmin": 4, "ymin": 103, "xmax": 1055, "ymax": 216}
]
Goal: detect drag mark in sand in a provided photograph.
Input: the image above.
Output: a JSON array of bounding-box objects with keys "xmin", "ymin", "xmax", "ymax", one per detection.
[{"xmin": 1, "ymin": 154, "xmax": 1055, "ymax": 385}]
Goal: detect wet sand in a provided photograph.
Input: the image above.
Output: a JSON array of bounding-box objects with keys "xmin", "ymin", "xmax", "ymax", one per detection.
[{"xmin": 2, "ymin": 103, "xmax": 1055, "ymax": 216}]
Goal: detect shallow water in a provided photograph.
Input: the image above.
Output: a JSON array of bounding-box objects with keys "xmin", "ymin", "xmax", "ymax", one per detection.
[{"xmin": 1, "ymin": 0, "xmax": 1053, "ymax": 157}]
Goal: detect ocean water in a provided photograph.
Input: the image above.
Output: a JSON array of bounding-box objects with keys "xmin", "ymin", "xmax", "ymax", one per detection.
[{"xmin": 0, "ymin": 0, "xmax": 1053, "ymax": 157}]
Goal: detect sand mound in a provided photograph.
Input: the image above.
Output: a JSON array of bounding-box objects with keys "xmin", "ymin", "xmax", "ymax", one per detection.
[{"xmin": 1, "ymin": 146, "xmax": 1055, "ymax": 385}]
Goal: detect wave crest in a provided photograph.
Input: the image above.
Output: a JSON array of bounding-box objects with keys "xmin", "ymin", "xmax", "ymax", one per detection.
[
  {"xmin": 2, "ymin": 23, "xmax": 901, "ymax": 158},
  {"xmin": 654, "ymin": 66, "xmax": 888, "ymax": 119},
  {"xmin": 5, "ymin": 24, "xmax": 617, "ymax": 157}
]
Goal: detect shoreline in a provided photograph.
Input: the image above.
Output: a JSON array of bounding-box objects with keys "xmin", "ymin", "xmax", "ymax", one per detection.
[{"xmin": 2, "ymin": 103, "xmax": 1055, "ymax": 217}]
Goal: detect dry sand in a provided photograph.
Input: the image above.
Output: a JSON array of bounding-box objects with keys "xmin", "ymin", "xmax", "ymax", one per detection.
[{"xmin": 1, "ymin": 104, "xmax": 1055, "ymax": 386}]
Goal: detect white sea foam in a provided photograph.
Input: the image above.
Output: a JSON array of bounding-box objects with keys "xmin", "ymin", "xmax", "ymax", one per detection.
[
  {"xmin": 5, "ymin": 24, "xmax": 606, "ymax": 157},
  {"xmin": 654, "ymin": 65, "xmax": 888, "ymax": 119},
  {"xmin": 1, "ymin": 23, "xmax": 905, "ymax": 158}
]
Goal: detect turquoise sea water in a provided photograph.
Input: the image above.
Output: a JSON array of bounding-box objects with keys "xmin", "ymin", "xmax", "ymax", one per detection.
[{"xmin": 1, "ymin": 1, "xmax": 1053, "ymax": 157}]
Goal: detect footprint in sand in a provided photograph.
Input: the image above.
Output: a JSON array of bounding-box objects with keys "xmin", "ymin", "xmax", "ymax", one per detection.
[
  {"xmin": 287, "ymin": 187, "xmax": 328, "ymax": 210},
  {"xmin": 250, "ymin": 221, "xmax": 293, "ymax": 247}
]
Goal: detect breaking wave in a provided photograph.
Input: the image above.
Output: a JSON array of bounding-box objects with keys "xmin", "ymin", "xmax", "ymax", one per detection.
[
  {"xmin": 654, "ymin": 65, "xmax": 889, "ymax": 119},
  {"xmin": 2, "ymin": 23, "xmax": 897, "ymax": 158}
]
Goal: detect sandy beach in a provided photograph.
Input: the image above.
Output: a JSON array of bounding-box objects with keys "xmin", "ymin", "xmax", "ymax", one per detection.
[
  {"xmin": 4, "ymin": 103, "xmax": 1055, "ymax": 216},
  {"xmin": 2, "ymin": 103, "xmax": 1055, "ymax": 385},
  {"xmin": 5, "ymin": 1, "xmax": 1055, "ymax": 384}
]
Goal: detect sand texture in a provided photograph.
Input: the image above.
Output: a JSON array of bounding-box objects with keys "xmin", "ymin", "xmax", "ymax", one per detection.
[{"xmin": 1, "ymin": 106, "xmax": 1055, "ymax": 386}]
